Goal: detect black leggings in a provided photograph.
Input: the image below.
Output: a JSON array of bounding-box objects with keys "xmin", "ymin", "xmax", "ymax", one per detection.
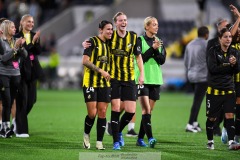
[{"xmin": 0, "ymin": 75, "xmax": 20, "ymax": 122}]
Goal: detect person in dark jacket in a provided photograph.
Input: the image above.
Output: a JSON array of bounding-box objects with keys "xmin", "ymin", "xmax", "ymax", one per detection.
[
  {"xmin": 221, "ymin": 4, "xmax": 240, "ymax": 144},
  {"xmin": 14, "ymin": 14, "xmax": 43, "ymax": 138},
  {"xmin": 206, "ymin": 27, "xmax": 240, "ymax": 150},
  {"xmin": 207, "ymin": 18, "xmax": 230, "ymax": 136}
]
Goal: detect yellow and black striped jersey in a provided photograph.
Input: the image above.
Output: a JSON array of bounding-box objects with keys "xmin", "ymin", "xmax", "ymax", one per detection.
[
  {"xmin": 82, "ymin": 36, "xmax": 111, "ymax": 87},
  {"xmin": 110, "ymin": 30, "xmax": 139, "ymax": 81},
  {"xmin": 232, "ymin": 43, "xmax": 240, "ymax": 82}
]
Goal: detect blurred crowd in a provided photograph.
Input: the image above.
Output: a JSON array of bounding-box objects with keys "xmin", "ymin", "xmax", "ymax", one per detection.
[
  {"xmin": 0, "ymin": 0, "xmax": 114, "ymax": 33},
  {"xmin": 0, "ymin": 0, "xmax": 76, "ymax": 31}
]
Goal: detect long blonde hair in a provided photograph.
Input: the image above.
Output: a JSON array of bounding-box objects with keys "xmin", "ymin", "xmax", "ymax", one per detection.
[
  {"xmin": 1, "ymin": 20, "xmax": 14, "ymax": 39},
  {"xmin": 19, "ymin": 14, "xmax": 33, "ymax": 31}
]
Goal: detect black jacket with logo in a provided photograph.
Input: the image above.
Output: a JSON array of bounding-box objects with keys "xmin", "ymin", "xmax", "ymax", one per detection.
[{"xmin": 207, "ymin": 45, "xmax": 240, "ymax": 90}]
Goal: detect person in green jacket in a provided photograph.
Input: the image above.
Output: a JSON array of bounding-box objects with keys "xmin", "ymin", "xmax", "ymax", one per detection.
[{"xmin": 135, "ymin": 16, "xmax": 166, "ymax": 148}]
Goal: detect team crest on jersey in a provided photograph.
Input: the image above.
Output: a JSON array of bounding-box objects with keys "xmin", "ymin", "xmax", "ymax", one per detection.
[
  {"xmin": 88, "ymin": 94, "xmax": 91, "ymax": 99},
  {"xmin": 127, "ymin": 43, "xmax": 132, "ymax": 48},
  {"xmin": 222, "ymin": 63, "xmax": 230, "ymax": 66},
  {"xmin": 112, "ymin": 49, "xmax": 128, "ymax": 57},
  {"xmin": 98, "ymin": 56, "xmax": 108, "ymax": 63}
]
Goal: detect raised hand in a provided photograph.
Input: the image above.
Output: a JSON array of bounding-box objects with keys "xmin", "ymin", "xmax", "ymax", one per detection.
[
  {"xmin": 32, "ymin": 30, "xmax": 40, "ymax": 44},
  {"xmin": 230, "ymin": 4, "xmax": 240, "ymax": 17},
  {"xmin": 152, "ymin": 38, "xmax": 163, "ymax": 50}
]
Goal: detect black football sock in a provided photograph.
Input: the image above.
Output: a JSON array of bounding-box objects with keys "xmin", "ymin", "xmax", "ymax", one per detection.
[
  {"xmin": 225, "ymin": 118, "xmax": 235, "ymax": 141},
  {"xmin": 96, "ymin": 117, "xmax": 106, "ymax": 141},
  {"xmin": 138, "ymin": 120, "xmax": 145, "ymax": 139},
  {"xmin": 206, "ymin": 118, "xmax": 214, "ymax": 141},
  {"xmin": 119, "ymin": 112, "xmax": 135, "ymax": 133},
  {"xmin": 235, "ymin": 104, "xmax": 240, "ymax": 136},
  {"xmin": 142, "ymin": 114, "xmax": 153, "ymax": 139},
  {"xmin": 84, "ymin": 115, "xmax": 95, "ymax": 134},
  {"xmin": 111, "ymin": 111, "xmax": 120, "ymax": 143}
]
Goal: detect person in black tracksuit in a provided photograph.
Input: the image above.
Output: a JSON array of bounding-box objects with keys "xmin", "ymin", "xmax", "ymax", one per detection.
[
  {"xmin": 206, "ymin": 27, "xmax": 240, "ymax": 150},
  {"xmin": 14, "ymin": 14, "xmax": 43, "ymax": 137},
  {"xmin": 206, "ymin": 19, "xmax": 229, "ymax": 136}
]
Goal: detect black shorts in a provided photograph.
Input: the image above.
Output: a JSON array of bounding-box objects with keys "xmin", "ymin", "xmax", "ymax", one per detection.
[
  {"xmin": 206, "ymin": 93, "xmax": 236, "ymax": 118},
  {"xmin": 235, "ymin": 82, "xmax": 240, "ymax": 97},
  {"xmin": 83, "ymin": 87, "xmax": 111, "ymax": 103},
  {"xmin": 110, "ymin": 79, "xmax": 137, "ymax": 101},
  {"xmin": 137, "ymin": 84, "xmax": 161, "ymax": 100}
]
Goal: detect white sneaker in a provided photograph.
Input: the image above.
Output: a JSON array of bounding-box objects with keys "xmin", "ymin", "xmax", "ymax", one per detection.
[
  {"xmin": 193, "ymin": 122, "xmax": 202, "ymax": 132},
  {"xmin": 96, "ymin": 141, "xmax": 105, "ymax": 150},
  {"xmin": 185, "ymin": 124, "xmax": 198, "ymax": 133},
  {"xmin": 207, "ymin": 142, "xmax": 214, "ymax": 150},
  {"xmin": 16, "ymin": 134, "xmax": 29, "ymax": 138},
  {"xmin": 221, "ymin": 127, "xmax": 228, "ymax": 144},
  {"xmin": 229, "ymin": 141, "xmax": 240, "ymax": 150},
  {"xmin": 83, "ymin": 133, "xmax": 90, "ymax": 149}
]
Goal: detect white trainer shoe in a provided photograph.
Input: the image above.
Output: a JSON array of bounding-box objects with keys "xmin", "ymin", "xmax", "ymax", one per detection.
[
  {"xmin": 96, "ymin": 141, "xmax": 105, "ymax": 150},
  {"xmin": 207, "ymin": 142, "xmax": 214, "ymax": 150},
  {"xmin": 83, "ymin": 133, "xmax": 90, "ymax": 149},
  {"xmin": 229, "ymin": 141, "xmax": 240, "ymax": 150},
  {"xmin": 193, "ymin": 122, "xmax": 202, "ymax": 132},
  {"xmin": 185, "ymin": 124, "xmax": 198, "ymax": 133},
  {"xmin": 16, "ymin": 134, "xmax": 29, "ymax": 138}
]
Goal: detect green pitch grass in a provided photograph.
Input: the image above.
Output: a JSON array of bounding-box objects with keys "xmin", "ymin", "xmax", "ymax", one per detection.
[{"xmin": 0, "ymin": 90, "xmax": 239, "ymax": 160}]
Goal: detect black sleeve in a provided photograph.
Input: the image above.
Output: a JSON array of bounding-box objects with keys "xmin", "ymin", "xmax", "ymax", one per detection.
[
  {"xmin": 153, "ymin": 45, "xmax": 167, "ymax": 65},
  {"xmin": 83, "ymin": 39, "xmax": 94, "ymax": 57},
  {"xmin": 24, "ymin": 42, "xmax": 41, "ymax": 56},
  {"xmin": 26, "ymin": 33, "xmax": 42, "ymax": 55},
  {"xmin": 137, "ymin": 37, "xmax": 154, "ymax": 63},
  {"xmin": 142, "ymin": 47, "xmax": 155, "ymax": 63}
]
